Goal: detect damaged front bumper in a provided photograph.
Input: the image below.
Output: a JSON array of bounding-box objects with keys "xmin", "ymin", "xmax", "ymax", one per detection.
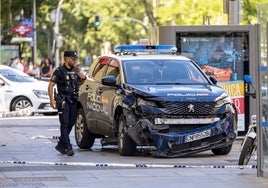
[{"xmin": 127, "ymin": 115, "xmax": 237, "ymax": 157}]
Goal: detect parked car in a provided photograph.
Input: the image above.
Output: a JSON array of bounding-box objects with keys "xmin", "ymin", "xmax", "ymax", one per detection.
[
  {"xmin": 0, "ymin": 65, "xmax": 57, "ymax": 115},
  {"xmin": 75, "ymin": 45, "xmax": 238, "ymax": 157}
]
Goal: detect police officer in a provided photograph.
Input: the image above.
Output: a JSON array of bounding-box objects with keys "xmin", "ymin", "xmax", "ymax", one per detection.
[{"xmin": 48, "ymin": 50, "xmax": 86, "ymax": 156}]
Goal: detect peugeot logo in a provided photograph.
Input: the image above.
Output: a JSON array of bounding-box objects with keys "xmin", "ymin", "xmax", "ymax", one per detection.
[{"xmin": 188, "ymin": 104, "xmax": 194, "ymax": 112}]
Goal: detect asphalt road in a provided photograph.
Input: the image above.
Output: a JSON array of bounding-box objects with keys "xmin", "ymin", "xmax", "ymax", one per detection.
[
  {"xmin": 0, "ymin": 116, "xmax": 256, "ymax": 165},
  {"xmin": 0, "ymin": 115, "xmax": 248, "ymax": 165},
  {"xmin": 0, "ymin": 115, "xmax": 268, "ymax": 188}
]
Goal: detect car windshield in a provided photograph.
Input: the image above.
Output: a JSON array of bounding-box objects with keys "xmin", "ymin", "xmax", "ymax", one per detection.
[
  {"xmin": 0, "ymin": 68, "xmax": 36, "ymax": 82},
  {"xmin": 123, "ymin": 60, "xmax": 209, "ymax": 85}
]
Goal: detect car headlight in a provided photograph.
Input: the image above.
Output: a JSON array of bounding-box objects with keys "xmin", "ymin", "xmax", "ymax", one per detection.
[
  {"xmin": 215, "ymin": 92, "xmax": 232, "ymax": 107},
  {"xmin": 137, "ymin": 98, "xmax": 166, "ymax": 114},
  {"xmin": 33, "ymin": 89, "xmax": 48, "ymax": 99},
  {"xmin": 137, "ymin": 98, "xmax": 157, "ymax": 107}
]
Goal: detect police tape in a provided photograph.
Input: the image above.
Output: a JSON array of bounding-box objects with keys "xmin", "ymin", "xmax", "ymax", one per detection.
[
  {"xmin": 30, "ymin": 135, "xmax": 60, "ymax": 140},
  {"xmin": 0, "ymin": 160, "xmax": 257, "ymax": 169}
]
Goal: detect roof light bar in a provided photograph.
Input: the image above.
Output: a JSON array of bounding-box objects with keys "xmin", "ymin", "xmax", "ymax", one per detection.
[{"xmin": 114, "ymin": 45, "xmax": 177, "ymax": 53}]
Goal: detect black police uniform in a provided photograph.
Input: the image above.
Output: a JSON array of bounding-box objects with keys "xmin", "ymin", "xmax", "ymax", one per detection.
[{"xmin": 51, "ymin": 63, "xmax": 81, "ymax": 156}]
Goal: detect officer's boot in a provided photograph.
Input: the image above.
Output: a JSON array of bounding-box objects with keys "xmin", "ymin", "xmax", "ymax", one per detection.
[
  {"xmin": 55, "ymin": 141, "xmax": 67, "ymax": 154},
  {"xmin": 66, "ymin": 144, "xmax": 74, "ymax": 156}
]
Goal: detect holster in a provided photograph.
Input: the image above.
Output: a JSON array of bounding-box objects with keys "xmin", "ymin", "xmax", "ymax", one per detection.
[{"xmin": 55, "ymin": 93, "xmax": 65, "ymax": 110}]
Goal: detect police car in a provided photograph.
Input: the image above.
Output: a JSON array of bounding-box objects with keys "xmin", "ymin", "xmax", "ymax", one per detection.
[{"xmin": 75, "ymin": 45, "xmax": 237, "ymax": 157}]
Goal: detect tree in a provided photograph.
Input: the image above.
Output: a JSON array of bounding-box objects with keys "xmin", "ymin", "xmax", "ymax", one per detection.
[
  {"xmin": 156, "ymin": 0, "xmax": 226, "ymax": 25},
  {"xmin": 1, "ymin": 0, "xmax": 266, "ymax": 64},
  {"xmin": 241, "ymin": 0, "xmax": 268, "ymax": 24}
]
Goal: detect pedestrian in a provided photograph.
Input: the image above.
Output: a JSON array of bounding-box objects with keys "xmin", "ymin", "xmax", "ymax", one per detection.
[
  {"xmin": 21, "ymin": 58, "xmax": 29, "ymax": 73},
  {"xmin": 28, "ymin": 61, "xmax": 40, "ymax": 78},
  {"xmin": 40, "ymin": 57, "xmax": 53, "ymax": 78},
  {"xmin": 10, "ymin": 57, "xmax": 24, "ymax": 72},
  {"xmin": 48, "ymin": 50, "xmax": 86, "ymax": 156},
  {"xmin": 8, "ymin": 58, "xmax": 14, "ymax": 66}
]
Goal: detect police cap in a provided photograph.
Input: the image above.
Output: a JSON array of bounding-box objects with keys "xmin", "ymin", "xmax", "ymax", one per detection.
[{"xmin": 64, "ymin": 50, "xmax": 78, "ymax": 59}]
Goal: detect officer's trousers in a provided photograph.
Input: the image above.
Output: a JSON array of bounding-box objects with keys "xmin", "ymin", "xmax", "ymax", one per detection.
[{"xmin": 58, "ymin": 102, "xmax": 77, "ymax": 147}]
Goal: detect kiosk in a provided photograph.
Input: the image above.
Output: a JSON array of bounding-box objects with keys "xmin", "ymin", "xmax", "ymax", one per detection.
[{"xmin": 151, "ymin": 24, "xmax": 267, "ymax": 176}]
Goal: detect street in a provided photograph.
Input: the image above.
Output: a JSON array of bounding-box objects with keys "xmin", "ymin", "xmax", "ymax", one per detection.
[
  {"xmin": 0, "ymin": 115, "xmax": 268, "ymax": 188},
  {"xmin": 0, "ymin": 115, "xmax": 248, "ymax": 165}
]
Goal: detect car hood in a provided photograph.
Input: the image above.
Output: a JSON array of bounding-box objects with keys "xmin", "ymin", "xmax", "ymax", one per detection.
[
  {"xmin": 6, "ymin": 79, "xmax": 49, "ymax": 91},
  {"xmin": 125, "ymin": 84, "xmax": 226, "ymax": 101}
]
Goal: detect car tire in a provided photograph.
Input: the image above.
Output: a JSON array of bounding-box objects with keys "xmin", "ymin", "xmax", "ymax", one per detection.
[
  {"xmin": 11, "ymin": 96, "xmax": 34, "ymax": 115},
  {"xmin": 238, "ymin": 137, "xmax": 255, "ymax": 165},
  {"xmin": 118, "ymin": 114, "xmax": 136, "ymax": 156},
  {"xmin": 211, "ymin": 144, "xmax": 233, "ymax": 155},
  {"xmin": 75, "ymin": 108, "xmax": 95, "ymax": 149}
]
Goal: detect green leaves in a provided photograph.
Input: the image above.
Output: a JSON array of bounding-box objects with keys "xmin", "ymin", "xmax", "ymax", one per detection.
[{"xmin": 0, "ymin": 0, "xmax": 263, "ymax": 63}]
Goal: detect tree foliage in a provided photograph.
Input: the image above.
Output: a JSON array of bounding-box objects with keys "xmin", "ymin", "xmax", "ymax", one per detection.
[
  {"xmin": 241, "ymin": 0, "xmax": 268, "ymax": 24},
  {"xmin": 156, "ymin": 0, "xmax": 226, "ymax": 25},
  {"xmin": 1, "ymin": 0, "xmax": 267, "ymax": 64}
]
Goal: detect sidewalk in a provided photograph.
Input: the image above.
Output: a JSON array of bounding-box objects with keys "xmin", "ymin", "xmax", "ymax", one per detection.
[{"xmin": 0, "ymin": 163, "xmax": 268, "ymax": 188}]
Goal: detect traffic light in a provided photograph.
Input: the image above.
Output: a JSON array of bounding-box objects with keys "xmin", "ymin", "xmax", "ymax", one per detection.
[{"xmin": 94, "ymin": 15, "xmax": 100, "ymax": 27}]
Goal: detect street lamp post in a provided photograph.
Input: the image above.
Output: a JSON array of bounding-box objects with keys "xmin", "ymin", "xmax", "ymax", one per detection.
[{"xmin": 33, "ymin": 0, "xmax": 37, "ymax": 65}]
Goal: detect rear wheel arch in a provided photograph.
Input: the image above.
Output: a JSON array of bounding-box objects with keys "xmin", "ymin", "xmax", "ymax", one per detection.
[{"xmin": 75, "ymin": 107, "xmax": 95, "ymax": 149}]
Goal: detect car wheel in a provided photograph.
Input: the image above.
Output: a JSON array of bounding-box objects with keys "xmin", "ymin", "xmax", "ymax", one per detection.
[
  {"xmin": 211, "ymin": 144, "xmax": 233, "ymax": 155},
  {"xmin": 118, "ymin": 114, "xmax": 136, "ymax": 156},
  {"xmin": 11, "ymin": 96, "xmax": 34, "ymax": 115},
  {"xmin": 75, "ymin": 108, "xmax": 95, "ymax": 149}
]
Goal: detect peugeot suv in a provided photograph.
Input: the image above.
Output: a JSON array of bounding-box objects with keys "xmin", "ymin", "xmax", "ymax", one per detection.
[{"xmin": 75, "ymin": 45, "xmax": 237, "ymax": 157}]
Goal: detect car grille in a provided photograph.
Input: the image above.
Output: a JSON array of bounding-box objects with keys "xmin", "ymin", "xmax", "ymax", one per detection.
[{"xmin": 159, "ymin": 101, "xmax": 216, "ymax": 115}]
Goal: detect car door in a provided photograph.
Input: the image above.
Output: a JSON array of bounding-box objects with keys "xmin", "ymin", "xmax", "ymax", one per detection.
[
  {"xmin": 96, "ymin": 59, "xmax": 120, "ymax": 136},
  {"xmin": 0, "ymin": 75, "xmax": 14, "ymax": 112},
  {"xmin": 89, "ymin": 57, "xmax": 115, "ymax": 136},
  {"xmin": 82, "ymin": 57, "xmax": 109, "ymax": 134},
  {"xmin": 0, "ymin": 77, "xmax": 7, "ymax": 112}
]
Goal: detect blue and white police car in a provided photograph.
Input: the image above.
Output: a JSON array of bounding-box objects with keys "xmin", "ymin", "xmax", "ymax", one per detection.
[{"xmin": 75, "ymin": 45, "xmax": 237, "ymax": 157}]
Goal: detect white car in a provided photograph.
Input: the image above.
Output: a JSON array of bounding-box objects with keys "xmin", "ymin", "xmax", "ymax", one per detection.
[{"xmin": 0, "ymin": 65, "xmax": 57, "ymax": 115}]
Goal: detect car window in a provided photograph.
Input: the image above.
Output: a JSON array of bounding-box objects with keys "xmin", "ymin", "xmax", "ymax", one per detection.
[
  {"xmin": 105, "ymin": 59, "xmax": 120, "ymax": 84},
  {"xmin": 0, "ymin": 68, "xmax": 36, "ymax": 82},
  {"xmin": 123, "ymin": 60, "xmax": 208, "ymax": 84},
  {"xmin": 92, "ymin": 58, "xmax": 110, "ymax": 80}
]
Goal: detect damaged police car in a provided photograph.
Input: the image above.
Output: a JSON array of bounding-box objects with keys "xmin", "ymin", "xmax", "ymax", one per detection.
[{"xmin": 75, "ymin": 45, "xmax": 237, "ymax": 157}]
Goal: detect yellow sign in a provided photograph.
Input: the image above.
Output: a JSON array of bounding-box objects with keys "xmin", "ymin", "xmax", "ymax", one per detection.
[{"xmin": 218, "ymin": 82, "xmax": 244, "ymax": 97}]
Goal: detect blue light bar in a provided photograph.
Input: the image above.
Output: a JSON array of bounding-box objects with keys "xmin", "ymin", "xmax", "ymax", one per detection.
[{"xmin": 114, "ymin": 45, "xmax": 177, "ymax": 53}]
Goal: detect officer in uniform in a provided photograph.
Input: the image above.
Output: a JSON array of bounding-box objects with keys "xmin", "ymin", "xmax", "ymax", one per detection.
[{"xmin": 48, "ymin": 50, "xmax": 86, "ymax": 156}]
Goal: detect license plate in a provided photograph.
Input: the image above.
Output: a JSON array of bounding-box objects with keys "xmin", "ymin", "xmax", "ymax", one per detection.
[{"xmin": 186, "ymin": 130, "xmax": 211, "ymax": 142}]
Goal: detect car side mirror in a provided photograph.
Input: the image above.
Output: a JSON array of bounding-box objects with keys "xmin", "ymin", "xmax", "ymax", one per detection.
[
  {"xmin": 0, "ymin": 79, "xmax": 5, "ymax": 86},
  {"xmin": 102, "ymin": 75, "xmax": 117, "ymax": 86},
  {"xmin": 209, "ymin": 76, "xmax": 217, "ymax": 85}
]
